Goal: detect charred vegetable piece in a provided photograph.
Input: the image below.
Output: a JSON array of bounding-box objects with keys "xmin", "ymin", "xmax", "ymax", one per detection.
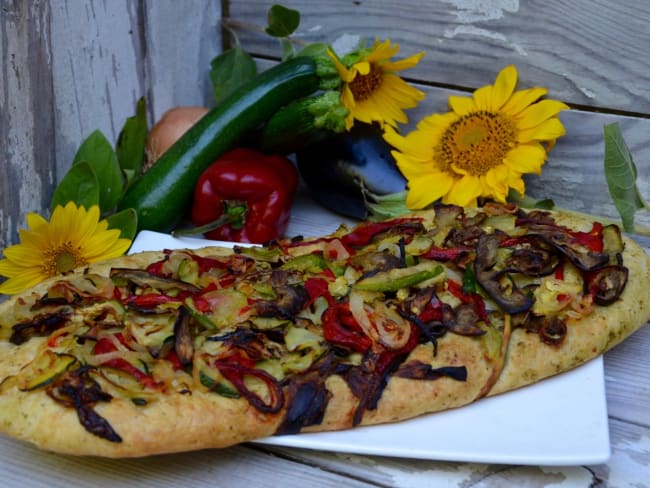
[
  {"xmin": 110, "ymin": 268, "xmax": 201, "ymax": 294},
  {"xmin": 504, "ymin": 246, "xmax": 560, "ymax": 277},
  {"xmin": 517, "ymin": 218, "xmax": 609, "ymax": 271},
  {"xmin": 174, "ymin": 307, "xmax": 194, "ymax": 366},
  {"xmin": 586, "ymin": 265, "xmax": 629, "ymax": 305},
  {"xmin": 475, "ymin": 234, "xmax": 534, "ymax": 314},
  {"xmin": 536, "ymin": 316, "xmax": 568, "ymax": 346},
  {"xmin": 395, "ymin": 361, "xmax": 468, "ymax": 381},
  {"xmin": 447, "ymin": 303, "xmax": 486, "ymax": 336},
  {"xmin": 277, "ymin": 376, "xmax": 331, "ymax": 435},
  {"xmin": 10, "ymin": 309, "xmax": 72, "ymax": 345},
  {"xmin": 47, "ymin": 367, "xmax": 122, "ymax": 443}
]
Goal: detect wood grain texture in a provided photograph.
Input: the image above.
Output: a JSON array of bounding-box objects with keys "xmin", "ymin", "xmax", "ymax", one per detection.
[
  {"xmin": 1, "ymin": 1, "xmax": 56, "ymax": 249},
  {"xmin": 0, "ymin": 0, "xmax": 221, "ymax": 248},
  {"xmin": 228, "ymin": 0, "xmax": 650, "ymax": 113}
]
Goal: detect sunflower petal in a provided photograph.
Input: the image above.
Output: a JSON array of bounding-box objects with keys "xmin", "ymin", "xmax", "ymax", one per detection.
[
  {"xmin": 448, "ymin": 95, "xmax": 475, "ymax": 116},
  {"xmin": 517, "ymin": 118, "xmax": 567, "ymax": 143},
  {"xmin": 503, "ymin": 144, "xmax": 547, "ymax": 174},
  {"xmin": 500, "ymin": 87, "xmax": 548, "ymax": 116},
  {"xmin": 484, "ymin": 166, "xmax": 511, "ymax": 202},
  {"xmin": 491, "ymin": 65, "xmax": 518, "ymax": 111},
  {"xmin": 472, "ymin": 85, "xmax": 493, "ymax": 111},
  {"xmin": 515, "ymin": 99, "xmax": 570, "ymax": 130},
  {"xmin": 0, "ymin": 269, "xmax": 47, "ymax": 295},
  {"xmin": 383, "ymin": 51, "xmax": 425, "ymax": 72},
  {"xmin": 447, "ymin": 175, "xmax": 482, "ymax": 207},
  {"xmin": 406, "ymin": 172, "xmax": 455, "ymax": 209}
]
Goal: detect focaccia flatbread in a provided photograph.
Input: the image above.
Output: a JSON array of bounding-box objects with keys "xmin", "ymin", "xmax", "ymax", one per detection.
[{"xmin": 0, "ymin": 204, "xmax": 648, "ymax": 457}]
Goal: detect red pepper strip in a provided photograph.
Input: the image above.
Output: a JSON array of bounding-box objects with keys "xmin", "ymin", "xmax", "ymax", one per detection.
[
  {"xmin": 189, "ymin": 148, "xmax": 298, "ymax": 244},
  {"xmin": 341, "ymin": 218, "xmax": 423, "ymax": 247},
  {"xmin": 125, "ymin": 293, "xmax": 183, "ymax": 309},
  {"xmin": 322, "ymin": 303, "xmax": 372, "ymax": 353},
  {"xmin": 213, "ymin": 361, "xmax": 284, "ymax": 413},
  {"xmin": 304, "ymin": 277, "xmax": 335, "ymax": 306},
  {"xmin": 514, "ymin": 220, "xmax": 604, "ymax": 253},
  {"xmin": 163, "ymin": 349, "xmax": 184, "ymax": 371},
  {"xmin": 145, "ymin": 250, "xmax": 173, "ymax": 276},
  {"xmin": 374, "ymin": 324, "xmax": 420, "ymax": 376},
  {"xmin": 421, "ymin": 245, "xmax": 467, "ymax": 261},
  {"xmin": 350, "ymin": 323, "xmax": 421, "ymax": 425},
  {"xmin": 191, "ymin": 254, "xmax": 229, "ymax": 273},
  {"xmin": 93, "ymin": 335, "xmax": 158, "ymax": 389},
  {"xmin": 498, "ymin": 235, "xmax": 537, "ymax": 248},
  {"xmin": 418, "ymin": 298, "xmax": 444, "ymax": 323},
  {"xmin": 446, "ymin": 280, "xmax": 490, "ymax": 325},
  {"xmin": 570, "ymin": 222, "xmax": 604, "ymax": 253}
]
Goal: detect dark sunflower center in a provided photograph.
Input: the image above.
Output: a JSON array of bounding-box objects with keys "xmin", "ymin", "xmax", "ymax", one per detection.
[
  {"xmin": 43, "ymin": 241, "xmax": 87, "ymax": 275},
  {"xmin": 348, "ymin": 64, "xmax": 383, "ymax": 101},
  {"xmin": 436, "ymin": 111, "xmax": 516, "ymax": 176}
]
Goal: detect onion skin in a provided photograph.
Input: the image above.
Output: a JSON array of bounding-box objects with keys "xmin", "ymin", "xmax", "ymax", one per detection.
[{"xmin": 145, "ymin": 106, "xmax": 210, "ymax": 168}]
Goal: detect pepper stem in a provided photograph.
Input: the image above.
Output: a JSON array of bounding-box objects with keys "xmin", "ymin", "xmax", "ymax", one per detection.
[{"xmin": 173, "ymin": 201, "xmax": 248, "ymax": 237}]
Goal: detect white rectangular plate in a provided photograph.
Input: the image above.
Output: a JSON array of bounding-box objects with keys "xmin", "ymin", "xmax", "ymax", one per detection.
[{"xmin": 129, "ymin": 230, "xmax": 611, "ymax": 465}]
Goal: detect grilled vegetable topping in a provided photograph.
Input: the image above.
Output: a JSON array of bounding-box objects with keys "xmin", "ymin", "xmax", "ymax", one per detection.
[{"xmin": 4, "ymin": 205, "xmax": 628, "ymax": 441}]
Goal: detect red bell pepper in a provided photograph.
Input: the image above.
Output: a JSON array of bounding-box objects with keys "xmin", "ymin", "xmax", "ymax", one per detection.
[{"xmin": 188, "ymin": 148, "xmax": 298, "ymax": 244}]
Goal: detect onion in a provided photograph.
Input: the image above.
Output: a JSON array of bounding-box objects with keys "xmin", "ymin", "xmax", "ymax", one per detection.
[
  {"xmin": 324, "ymin": 238, "xmax": 351, "ymax": 261},
  {"xmin": 145, "ymin": 106, "xmax": 210, "ymax": 169},
  {"xmin": 348, "ymin": 291, "xmax": 410, "ymax": 350},
  {"xmin": 348, "ymin": 290, "xmax": 377, "ymax": 342}
]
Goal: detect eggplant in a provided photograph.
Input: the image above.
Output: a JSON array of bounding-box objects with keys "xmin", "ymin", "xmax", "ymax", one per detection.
[{"xmin": 296, "ymin": 123, "xmax": 407, "ymax": 219}]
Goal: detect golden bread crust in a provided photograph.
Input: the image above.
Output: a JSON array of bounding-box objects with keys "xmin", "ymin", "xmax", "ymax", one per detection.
[{"xmin": 0, "ymin": 208, "xmax": 648, "ymax": 457}]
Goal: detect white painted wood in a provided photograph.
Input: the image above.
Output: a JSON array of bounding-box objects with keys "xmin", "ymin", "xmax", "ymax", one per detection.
[
  {"xmin": 229, "ymin": 0, "xmax": 650, "ymax": 113},
  {"xmin": 0, "ymin": 0, "xmax": 222, "ymax": 248}
]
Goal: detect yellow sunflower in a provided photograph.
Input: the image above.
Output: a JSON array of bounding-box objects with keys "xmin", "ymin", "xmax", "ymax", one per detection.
[
  {"xmin": 384, "ymin": 65, "xmax": 569, "ymax": 208},
  {"xmin": 0, "ymin": 202, "xmax": 132, "ymax": 295},
  {"xmin": 328, "ymin": 39, "xmax": 425, "ymax": 130}
]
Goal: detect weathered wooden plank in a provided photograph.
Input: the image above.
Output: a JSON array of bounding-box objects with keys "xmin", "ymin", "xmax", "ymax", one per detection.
[
  {"xmin": 142, "ymin": 0, "xmax": 222, "ymax": 121},
  {"xmin": 1, "ymin": 1, "xmax": 57, "ymax": 249},
  {"xmin": 604, "ymin": 324, "xmax": 650, "ymax": 426},
  {"xmin": 228, "ymin": 0, "xmax": 650, "ymax": 114},
  {"xmin": 260, "ymin": 417, "xmax": 650, "ymax": 487},
  {"xmin": 589, "ymin": 418, "xmax": 650, "ymax": 487},
  {"xmin": 0, "ymin": 438, "xmax": 377, "ymax": 488},
  {"xmin": 0, "ymin": 0, "xmax": 222, "ymax": 249}
]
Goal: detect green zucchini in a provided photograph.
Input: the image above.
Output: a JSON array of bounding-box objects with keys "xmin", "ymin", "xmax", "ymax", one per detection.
[
  {"xmin": 118, "ymin": 57, "xmax": 320, "ymax": 232},
  {"xmin": 259, "ymin": 91, "xmax": 348, "ymax": 154}
]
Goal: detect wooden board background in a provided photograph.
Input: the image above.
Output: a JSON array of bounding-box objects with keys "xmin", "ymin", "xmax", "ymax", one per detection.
[{"xmin": 1, "ymin": 1, "xmax": 649, "ymax": 486}]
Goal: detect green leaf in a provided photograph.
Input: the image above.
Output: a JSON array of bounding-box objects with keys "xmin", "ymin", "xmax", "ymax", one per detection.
[
  {"xmin": 73, "ymin": 130, "xmax": 124, "ymax": 213},
  {"xmin": 603, "ymin": 123, "xmax": 648, "ymax": 232},
  {"xmin": 50, "ymin": 162, "xmax": 100, "ymax": 211},
  {"xmin": 210, "ymin": 46, "xmax": 257, "ymax": 105},
  {"xmin": 265, "ymin": 4, "xmax": 300, "ymax": 38},
  {"xmin": 116, "ymin": 97, "xmax": 148, "ymax": 184},
  {"xmin": 105, "ymin": 208, "xmax": 138, "ymax": 240},
  {"xmin": 366, "ymin": 190, "xmax": 410, "ymax": 221}
]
